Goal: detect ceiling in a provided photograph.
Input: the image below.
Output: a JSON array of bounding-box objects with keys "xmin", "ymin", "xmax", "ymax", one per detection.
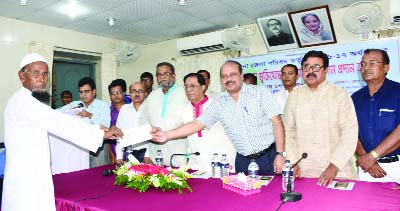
[{"xmin": 0, "ymin": 0, "xmax": 364, "ymax": 45}]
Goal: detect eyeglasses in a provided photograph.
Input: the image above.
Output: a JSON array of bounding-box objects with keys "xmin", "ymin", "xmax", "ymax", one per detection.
[
  {"xmin": 156, "ymin": 72, "xmax": 173, "ymax": 77},
  {"xmin": 302, "ymin": 64, "xmax": 324, "ymax": 72},
  {"xmin": 79, "ymin": 89, "xmax": 92, "ymax": 94},
  {"xmin": 25, "ymin": 71, "xmax": 49, "ymax": 79},
  {"xmin": 110, "ymin": 90, "xmax": 123, "ymax": 96},
  {"xmin": 130, "ymin": 89, "xmax": 144, "ymax": 94},
  {"xmin": 220, "ymin": 72, "xmax": 240, "ymax": 79},
  {"xmin": 360, "ymin": 60, "xmax": 384, "ymax": 68},
  {"xmin": 184, "ymin": 84, "xmax": 201, "ymax": 90}
]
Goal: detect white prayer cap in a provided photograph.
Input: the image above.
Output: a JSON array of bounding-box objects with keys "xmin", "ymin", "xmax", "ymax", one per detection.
[{"xmin": 19, "ymin": 53, "xmax": 47, "ymax": 70}]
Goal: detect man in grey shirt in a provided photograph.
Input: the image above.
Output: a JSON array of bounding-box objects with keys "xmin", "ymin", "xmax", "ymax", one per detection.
[{"xmin": 152, "ymin": 61, "xmax": 285, "ymax": 174}]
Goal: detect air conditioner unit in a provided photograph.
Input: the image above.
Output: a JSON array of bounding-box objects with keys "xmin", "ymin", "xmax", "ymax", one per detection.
[{"xmin": 177, "ymin": 31, "xmax": 227, "ymax": 56}]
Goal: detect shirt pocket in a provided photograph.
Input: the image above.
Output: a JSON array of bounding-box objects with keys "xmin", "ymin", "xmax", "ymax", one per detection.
[{"xmin": 378, "ymin": 110, "xmax": 398, "ymax": 135}]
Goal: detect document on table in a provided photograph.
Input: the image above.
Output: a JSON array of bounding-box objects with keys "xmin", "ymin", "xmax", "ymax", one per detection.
[
  {"xmin": 327, "ymin": 181, "xmax": 355, "ymax": 190},
  {"xmin": 118, "ymin": 124, "xmax": 153, "ymax": 148}
]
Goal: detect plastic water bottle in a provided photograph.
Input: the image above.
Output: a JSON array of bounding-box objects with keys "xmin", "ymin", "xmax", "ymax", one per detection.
[
  {"xmin": 282, "ymin": 160, "xmax": 294, "ymax": 191},
  {"xmin": 124, "ymin": 146, "xmax": 133, "ymax": 161},
  {"xmin": 155, "ymin": 149, "xmax": 163, "ymax": 166},
  {"xmin": 211, "ymin": 153, "xmax": 220, "ymax": 178},
  {"xmin": 220, "ymin": 154, "xmax": 229, "ymax": 178},
  {"xmin": 248, "ymin": 159, "xmax": 259, "ymax": 178}
]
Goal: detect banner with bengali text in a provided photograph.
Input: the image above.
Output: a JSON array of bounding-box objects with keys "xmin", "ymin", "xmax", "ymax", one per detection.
[{"xmin": 234, "ymin": 38, "xmax": 400, "ymax": 94}]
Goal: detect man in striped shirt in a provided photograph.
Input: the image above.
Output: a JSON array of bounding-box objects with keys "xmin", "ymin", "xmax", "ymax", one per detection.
[{"xmin": 152, "ymin": 61, "xmax": 285, "ymax": 174}]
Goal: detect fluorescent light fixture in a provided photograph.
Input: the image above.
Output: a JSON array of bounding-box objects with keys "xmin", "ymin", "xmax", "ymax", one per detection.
[
  {"xmin": 179, "ymin": 0, "xmax": 185, "ymax": 6},
  {"xmin": 67, "ymin": 0, "xmax": 79, "ymax": 18},
  {"xmin": 20, "ymin": 0, "xmax": 27, "ymax": 6},
  {"xmin": 108, "ymin": 18, "xmax": 115, "ymax": 26}
]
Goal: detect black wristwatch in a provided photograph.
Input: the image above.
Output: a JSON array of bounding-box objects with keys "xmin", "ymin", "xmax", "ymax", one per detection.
[{"xmin": 276, "ymin": 152, "xmax": 286, "ymax": 157}]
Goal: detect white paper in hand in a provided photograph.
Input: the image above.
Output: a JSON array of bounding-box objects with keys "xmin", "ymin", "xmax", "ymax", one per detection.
[
  {"xmin": 118, "ymin": 124, "xmax": 153, "ymax": 148},
  {"xmin": 127, "ymin": 154, "xmax": 140, "ymax": 164}
]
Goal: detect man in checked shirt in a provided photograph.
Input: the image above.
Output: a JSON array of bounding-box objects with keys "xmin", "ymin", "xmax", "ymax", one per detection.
[{"xmin": 152, "ymin": 60, "xmax": 285, "ymax": 175}]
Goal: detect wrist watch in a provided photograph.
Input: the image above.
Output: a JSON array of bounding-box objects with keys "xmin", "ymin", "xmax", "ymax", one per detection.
[{"xmin": 276, "ymin": 152, "xmax": 286, "ymax": 157}]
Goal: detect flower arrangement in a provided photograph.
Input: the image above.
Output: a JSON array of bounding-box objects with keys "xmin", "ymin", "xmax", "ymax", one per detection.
[{"xmin": 114, "ymin": 162, "xmax": 192, "ymax": 194}]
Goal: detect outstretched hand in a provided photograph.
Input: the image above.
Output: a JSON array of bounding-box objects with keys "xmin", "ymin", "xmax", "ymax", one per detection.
[{"xmin": 151, "ymin": 130, "xmax": 168, "ymax": 143}]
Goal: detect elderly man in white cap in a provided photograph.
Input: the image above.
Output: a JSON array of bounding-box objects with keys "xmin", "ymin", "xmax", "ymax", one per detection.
[{"xmin": 2, "ymin": 53, "xmax": 122, "ymax": 211}]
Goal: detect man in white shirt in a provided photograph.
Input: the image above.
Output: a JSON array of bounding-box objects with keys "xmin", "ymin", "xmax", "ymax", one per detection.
[
  {"xmin": 140, "ymin": 62, "xmax": 188, "ymax": 166},
  {"xmin": 116, "ymin": 82, "xmax": 151, "ymax": 164},
  {"xmin": 2, "ymin": 53, "xmax": 120, "ymax": 211},
  {"xmin": 273, "ymin": 64, "xmax": 299, "ymax": 112}
]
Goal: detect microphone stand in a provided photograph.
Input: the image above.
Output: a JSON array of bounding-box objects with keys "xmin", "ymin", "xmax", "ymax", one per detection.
[
  {"xmin": 280, "ymin": 153, "xmax": 308, "ymax": 202},
  {"xmin": 170, "ymin": 152, "xmax": 200, "ymax": 168}
]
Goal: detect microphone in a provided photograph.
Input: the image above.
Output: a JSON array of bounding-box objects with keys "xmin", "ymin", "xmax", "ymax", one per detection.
[
  {"xmin": 291, "ymin": 153, "xmax": 308, "ymax": 169},
  {"xmin": 280, "ymin": 152, "xmax": 308, "ymax": 202},
  {"xmin": 170, "ymin": 152, "xmax": 200, "ymax": 168},
  {"xmin": 102, "ymin": 169, "xmax": 113, "ymax": 177},
  {"xmin": 72, "ymin": 103, "xmax": 84, "ymax": 109}
]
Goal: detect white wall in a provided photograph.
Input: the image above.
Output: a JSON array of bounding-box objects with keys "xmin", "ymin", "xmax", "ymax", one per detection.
[
  {"xmin": 121, "ymin": 0, "xmax": 391, "ymax": 89},
  {"xmin": 0, "ymin": 16, "xmax": 132, "ymax": 139},
  {"xmin": 0, "ymin": 0, "xmax": 391, "ymax": 139}
]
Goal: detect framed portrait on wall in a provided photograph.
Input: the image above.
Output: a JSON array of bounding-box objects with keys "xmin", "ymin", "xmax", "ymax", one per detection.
[
  {"xmin": 288, "ymin": 5, "xmax": 337, "ymax": 48},
  {"xmin": 257, "ymin": 13, "xmax": 298, "ymax": 52}
]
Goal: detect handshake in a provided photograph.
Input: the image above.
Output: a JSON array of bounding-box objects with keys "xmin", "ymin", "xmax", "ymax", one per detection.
[
  {"xmin": 101, "ymin": 125, "xmax": 170, "ymax": 143},
  {"xmin": 150, "ymin": 126, "xmax": 168, "ymax": 143},
  {"xmin": 102, "ymin": 126, "xmax": 124, "ymax": 139}
]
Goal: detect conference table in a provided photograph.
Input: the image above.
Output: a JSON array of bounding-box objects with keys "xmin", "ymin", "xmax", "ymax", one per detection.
[{"xmin": 53, "ymin": 165, "xmax": 400, "ymax": 211}]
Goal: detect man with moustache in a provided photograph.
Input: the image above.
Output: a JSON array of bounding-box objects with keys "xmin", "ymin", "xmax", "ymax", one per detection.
[
  {"xmin": 283, "ymin": 50, "xmax": 358, "ymax": 186},
  {"xmin": 115, "ymin": 82, "xmax": 152, "ymax": 164},
  {"xmin": 266, "ymin": 19, "xmax": 294, "ymax": 46},
  {"xmin": 107, "ymin": 79, "xmax": 128, "ymax": 164},
  {"xmin": 274, "ymin": 64, "xmax": 299, "ymax": 111},
  {"xmin": 140, "ymin": 62, "xmax": 188, "ymax": 166},
  {"xmin": 140, "ymin": 72, "xmax": 154, "ymax": 96},
  {"xmin": 178, "ymin": 73, "xmax": 236, "ymax": 171},
  {"xmin": 352, "ymin": 49, "xmax": 400, "ymax": 183},
  {"xmin": 152, "ymin": 61, "xmax": 285, "ymax": 175},
  {"xmin": 2, "ymin": 53, "xmax": 120, "ymax": 211},
  {"xmin": 59, "ymin": 77, "xmax": 111, "ymax": 167}
]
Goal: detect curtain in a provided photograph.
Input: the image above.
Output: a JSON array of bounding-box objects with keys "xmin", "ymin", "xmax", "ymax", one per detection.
[
  {"xmin": 29, "ymin": 41, "xmax": 54, "ymax": 93},
  {"xmin": 171, "ymin": 51, "xmax": 239, "ymax": 92},
  {"xmin": 100, "ymin": 53, "xmax": 117, "ymax": 101}
]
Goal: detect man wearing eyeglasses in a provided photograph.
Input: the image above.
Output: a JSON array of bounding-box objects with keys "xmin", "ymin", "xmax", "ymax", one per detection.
[
  {"xmin": 115, "ymin": 82, "xmax": 152, "ymax": 164},
  {"xmin": 283, "ymin": 50, "xmax": 358, "ymax": 186},
  {"xmin": 352, "ymin": 49, "xmax": 400, "ymax": 184},
  {"xmin": 59, "ymin": 77, "xmax": 111, "ymax": 168},
  {"xmin": 107, "ymin": 79, "xmax": 128, "ymax": 164},
  {"xmin": 140, "ymin": 62, "xmax": 189, "ymax": 167},
  {"xmin": 152, "ymin": 61, "xmax": 285, "ymax": 175},
  {"xmin": 176, "ymin": 73, "xmax": 236, "ymax": 172}
]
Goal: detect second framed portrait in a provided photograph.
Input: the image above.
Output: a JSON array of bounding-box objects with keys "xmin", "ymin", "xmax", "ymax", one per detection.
[
  {"xmin": 257, "ymin": 13, "xmax": 298, "ymax": 52},
  {"xmin": 289, "ymin": 5, "xmax": 337, "ymax": 48}
]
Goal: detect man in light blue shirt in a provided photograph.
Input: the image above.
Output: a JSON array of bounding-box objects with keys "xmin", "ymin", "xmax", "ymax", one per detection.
[{"xmin": 59, "ymin": 77, "xmax": 111, "ymax": 167}]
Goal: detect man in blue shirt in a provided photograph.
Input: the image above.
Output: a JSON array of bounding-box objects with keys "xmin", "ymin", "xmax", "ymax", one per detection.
[
  {"xmin": 59, "ymin": 77, "xmax": 111, "ymax": 168},
  {"xmin": 352, "ymin": 49, "xmax": 400, "ymax": 183}
]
